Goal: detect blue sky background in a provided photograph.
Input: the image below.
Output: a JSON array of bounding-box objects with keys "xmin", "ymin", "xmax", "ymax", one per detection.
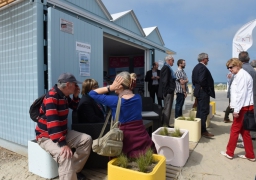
[{"xmin": 102, "ymin": 0, "xmax": 256, "ymax": 83}]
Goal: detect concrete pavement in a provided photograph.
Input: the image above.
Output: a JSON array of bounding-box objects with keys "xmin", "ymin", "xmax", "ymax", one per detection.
[{"xmin": 179, "ymin": 91, "xmax": 256, "ymax": 180}]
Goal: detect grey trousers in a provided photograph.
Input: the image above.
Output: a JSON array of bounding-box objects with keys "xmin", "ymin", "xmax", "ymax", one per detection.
[
  {"xmin": 162, "ymin": 93, "xmax": 174, "ymax": 126},
  {"xmin": 38, "ymin": 130, "xmax": 92, "ymax": 180}
]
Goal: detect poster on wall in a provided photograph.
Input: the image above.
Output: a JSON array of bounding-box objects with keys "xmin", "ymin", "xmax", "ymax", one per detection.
[
  {"xmin": 108, "ymin": 57, "xmax": 129, "ymax": 82},
  {"xmin": 79, "ymin": 52, "xmax": 90, "ymax": 76},
  {"xmin": 133, "ymin": 56, "xmax": 144, "ymax": 85},
  {"xmin": 60, "ymin": 18, "xmax": 73, "ymax": 34}
]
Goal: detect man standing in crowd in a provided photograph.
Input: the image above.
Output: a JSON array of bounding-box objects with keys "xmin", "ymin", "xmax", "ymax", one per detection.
[
  {"xmin": 250, "ymin": 60, "xmax": 256, "ymax": 71},
  {"xmin": 158, "ymin": 55, "xmax": 176, "ymax": 127},
  {"xmin": 35, "ymin": 73, "xmax": 92, "ymax": 180},
  {"xmin": 236, "ymin": 52, "xmax": 256, "ymax": 148},
  {"xmin": 145, "ymin": 62, "xmax": 162, "ymax": 106},
  {"xmin": 224, "ymin": 72, "xmax": 233, "ymax": 123},
  {"xmin": 192, "ymin": 53, "xmax": 215, "ymax": 138},
  {"xmin": 175, "ymin": 59, "xmax": 188, "ymax": 118}
]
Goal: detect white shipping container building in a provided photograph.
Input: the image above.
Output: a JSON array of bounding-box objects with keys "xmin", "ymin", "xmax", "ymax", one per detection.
[{"xmin": 0, "ymin": 0, "xmax": 175, "ymax": 156}]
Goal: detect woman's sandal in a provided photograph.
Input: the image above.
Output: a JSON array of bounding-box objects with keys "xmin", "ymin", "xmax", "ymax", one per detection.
[{"xmin": 238, "ymin": 155, "xmax": 255, "ymax": 162}]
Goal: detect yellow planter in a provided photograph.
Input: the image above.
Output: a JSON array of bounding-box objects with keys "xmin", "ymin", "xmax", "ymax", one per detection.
[
  {"xmin": 108, "ymin": 154, "xmax": 166, "ymax": 180},
  {"xmin": 210, "ymin": 101, "xmax": 216, "ymax": 115},
  {"xmin": 174, "ymin": 117, "xmax": 201, "ymax": 142}
]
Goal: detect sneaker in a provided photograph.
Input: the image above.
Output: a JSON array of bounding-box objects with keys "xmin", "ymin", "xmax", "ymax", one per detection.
[
  {"xmin": 77, "ymin": 172, "xmax": 86, "ymax": 180},
  {"xmin": 202, "ymin": 131, "xmax": 214, "ymax": 138},
  {"xmin": 238, "ymin": 155, "xmax": 255, "ymax": 162},
  {"xmin": 220, "ymin": 151, "xmax": 233, "ymax": 159},
  {"xmin": 237, "ymin": 138, "xmax": 243, "ymax": 143}
]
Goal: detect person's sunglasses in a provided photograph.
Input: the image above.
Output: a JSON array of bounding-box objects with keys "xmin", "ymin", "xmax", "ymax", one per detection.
[{"xmin": 227, "ymin": 66, "xmax": 234, "ymax": 70}]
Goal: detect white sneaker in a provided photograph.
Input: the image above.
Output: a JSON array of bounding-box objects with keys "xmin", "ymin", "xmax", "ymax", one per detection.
[
  {"xmin": 220, "ymin": 151, "xmax": 233, "ymax": 159},
  {"xmin": 238, "ymin": 155, "xmax": 255, "ymax": 162}
]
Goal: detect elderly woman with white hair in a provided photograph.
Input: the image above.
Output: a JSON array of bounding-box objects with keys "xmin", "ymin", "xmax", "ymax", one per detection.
[
  {"xmin": 221, "ymin": 58, "xmax": 255, "ymax": 161},
  {"xmin": 89, "ymin": 71, "xmax": 156, "ymax": 158}
]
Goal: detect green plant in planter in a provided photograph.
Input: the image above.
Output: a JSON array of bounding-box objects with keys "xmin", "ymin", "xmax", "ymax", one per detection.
[
  {"xmin": 159, "ymin": 126, "xmax": 169, "ymax": 136},
  {"xmin": 114, "ymin": 148, "xmax": 157, "ymax": 173},
  {"xmin": 191, "ymin": 107, "xmax": 197, "ymax": 111},
  {"xmin": 115, "ymin": 153, "xmax": 129, "ymax": 168},
  {"xmin": 170, "ymin": 128, "xmax": 183, "ymax": 137},
  {"xmin": 178, "ymin": 116, "xmax": 195, "ymax": 121},
  {"xmin": 136, "ymin": 148, "xmax": 154, "ymax": 173}
]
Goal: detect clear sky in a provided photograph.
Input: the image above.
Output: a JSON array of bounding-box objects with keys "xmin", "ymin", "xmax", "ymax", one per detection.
[{"xmin": 102, "ymin": 0, "xmax": 256, "ymax": 83}]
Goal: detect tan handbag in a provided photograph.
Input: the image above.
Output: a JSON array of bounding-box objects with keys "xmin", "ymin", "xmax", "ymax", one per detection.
[{"xmin": 92, "ymin": 98, "xmax": 123, "ymax": 157}]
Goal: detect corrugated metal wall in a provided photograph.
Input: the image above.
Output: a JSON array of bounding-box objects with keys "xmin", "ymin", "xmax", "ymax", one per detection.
[
  {"xmin": 146, "ymin": 31, "xmax": 162, "ymax": 45},
  {"xmin": 60, "ymin": 0, "xmax": 109, "ymax": 20},
  {"xmin": 0, "ymin": 0, "xmax": 44, "ymax": 146},
  {"xmin": 47, "ymin": 7, "xmax": 103, "ymax": 128},
  {"xmin": 113, "ymin": 13, "xmax": 143, "ymax": 36}
]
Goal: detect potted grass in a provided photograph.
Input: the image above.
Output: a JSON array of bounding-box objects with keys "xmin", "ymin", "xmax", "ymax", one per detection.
[
  {"xmin": 108, "ymin": 149, "xmax": 166, "ymax": 180},
  {"xmin": 174, "ymin": 112, "xmax": 201, "ymax": 142},
  {"xmin": 152, "ymin": 127, "xmax": 189, "ymax": 167}
]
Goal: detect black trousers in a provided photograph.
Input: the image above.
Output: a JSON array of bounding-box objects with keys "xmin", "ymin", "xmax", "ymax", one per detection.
[
  {"xmin": 196, "ymin": 90, "xmax": 210, "ymax": 133},
  {"xmin": 149, "ymin": 85, "xmax": 162, "ymax": 107},
  {"xmin": 224, "ymin": 98, "xmax": 231, "ymax": 120}
]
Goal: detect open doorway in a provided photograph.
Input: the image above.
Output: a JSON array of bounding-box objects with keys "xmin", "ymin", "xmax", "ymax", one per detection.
[{"xmin": 103, "ymin": 35, "xmax": 146, "ymax": 95}]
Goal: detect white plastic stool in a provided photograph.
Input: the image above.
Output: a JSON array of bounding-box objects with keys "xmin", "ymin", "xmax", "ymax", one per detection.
[{"xmin": 28, "ymin": 140, "xmax": 58, "ymax": 179}]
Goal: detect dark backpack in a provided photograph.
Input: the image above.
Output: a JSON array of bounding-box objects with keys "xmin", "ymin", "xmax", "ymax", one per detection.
[{"xmin": 29, "ymin": 94, "xmax": 45, "ymax": 122}]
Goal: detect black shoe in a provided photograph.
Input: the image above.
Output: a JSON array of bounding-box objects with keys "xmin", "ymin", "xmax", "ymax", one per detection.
[
  {"xmin": 77, "ymin": 172, "xmax": 86, "ymax": 180},
  {"xmin": 252, "ymin": 138, "xmax": 256, "ymax": 141}
]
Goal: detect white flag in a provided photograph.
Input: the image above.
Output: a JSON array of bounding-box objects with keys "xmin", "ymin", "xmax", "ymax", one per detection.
[{"xmin": 232, "ymin": 19, "xmax": 256, "ymax": 58}]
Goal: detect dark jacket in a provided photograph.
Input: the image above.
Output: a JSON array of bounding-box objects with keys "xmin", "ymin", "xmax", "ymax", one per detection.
[
  {"xmin": 158, "ymin": 65, "xmax": 176, "ymax": 98},
  {"xmin": 145, "ymin": 69, "xmax": 160, "ymax": 92},
  {"xmin": 242, "ymin": 63, "xmax": 256, "ymax": 122},
  {"xmin": 77, "ymin": 94, "xmax": 104, "ymax": 123},
  {"xmin": 192, "ymin": 63, "xmax": 215, "ymax": 98}
]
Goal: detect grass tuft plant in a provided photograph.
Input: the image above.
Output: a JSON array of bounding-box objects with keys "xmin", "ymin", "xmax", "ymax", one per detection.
[
  {"xmin": 159, "ymin": 126, "xmax": 169, "ymax": 136},
  {"xmin": 115, "ymin": 153, "xmax": 128, "ymax": 168},
  {"xmin": 136, "ymin": 148, "xmax": 154, "ymax": 172},
  {"xmin": 170, "ymin": 128, "xmax": 183, "ymax": 137}
]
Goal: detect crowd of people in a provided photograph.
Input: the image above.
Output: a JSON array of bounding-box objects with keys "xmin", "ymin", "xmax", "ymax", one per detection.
[{"xmin": 34, "ymin": 51, "xmax": 256, "ymax": 180}]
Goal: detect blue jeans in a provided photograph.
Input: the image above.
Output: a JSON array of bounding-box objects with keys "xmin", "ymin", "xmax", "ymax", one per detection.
[{"xmin": 175, "ymin": 93, "xmax": 185, "ymax": 118}]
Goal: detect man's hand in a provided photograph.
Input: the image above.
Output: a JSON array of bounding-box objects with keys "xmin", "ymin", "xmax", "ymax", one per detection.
[
  {"xmin": 60, "ymin": 145, "xmax": 73, "ymax": 159},
  {"xmin": 73, "ymin": 84, "xmax": 80, "ymax": 98},
  {"xmin": 184, "ymin": 92, "xmax": 187, "ymax": 98}
]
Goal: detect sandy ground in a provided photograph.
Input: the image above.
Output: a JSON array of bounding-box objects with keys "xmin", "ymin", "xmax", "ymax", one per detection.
[{"xmin": 0, "ymin": 146, "xmax": 44, "ymax": 180}]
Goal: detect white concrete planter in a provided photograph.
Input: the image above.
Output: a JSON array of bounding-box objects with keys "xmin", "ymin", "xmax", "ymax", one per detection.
[
  {"xmin": 152, "ymin": 128, "xmax": 189, "ymax": 167},
  {"xmin": 174, "ymin": 117, "xmax": 201, "ymax": 142},
  {"xmin": 28, "ymin": 140, "xmax": 58, "ymax": 179}
]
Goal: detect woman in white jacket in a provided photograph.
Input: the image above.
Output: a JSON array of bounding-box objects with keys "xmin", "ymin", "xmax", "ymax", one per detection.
[{"xmin": 221, "ymin": 58, "xmax": 255, "ymax": 161}]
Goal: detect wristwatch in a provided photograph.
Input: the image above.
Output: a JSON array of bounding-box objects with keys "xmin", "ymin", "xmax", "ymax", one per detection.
[{"xmin": 107, "ymin": 85, "xmax": 111, "ymax": 92}]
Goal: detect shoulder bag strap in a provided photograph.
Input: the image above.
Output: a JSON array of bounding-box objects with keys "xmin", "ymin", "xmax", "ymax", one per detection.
[
  {"xmin": 97, "ymin": 97, "xmax": 122, "ymax": 139},
  {"xmin": 97, "ymin": 110, "xmax": 112, "ymax": 140}
]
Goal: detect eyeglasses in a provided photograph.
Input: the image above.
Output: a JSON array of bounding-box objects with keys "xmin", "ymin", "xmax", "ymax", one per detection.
[{"xmin": 227, "ymin": 66, "xmax": 234, "ymax": 70}]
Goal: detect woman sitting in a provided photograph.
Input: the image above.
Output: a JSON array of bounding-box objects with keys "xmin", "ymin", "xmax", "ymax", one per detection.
[
  {"xmin": 89, "ymin": 71, "xmax": 156, "ymax": 158},
  {"xmin": 77, "ymin": 79, "xmax": 105, "ymax": 123}
]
